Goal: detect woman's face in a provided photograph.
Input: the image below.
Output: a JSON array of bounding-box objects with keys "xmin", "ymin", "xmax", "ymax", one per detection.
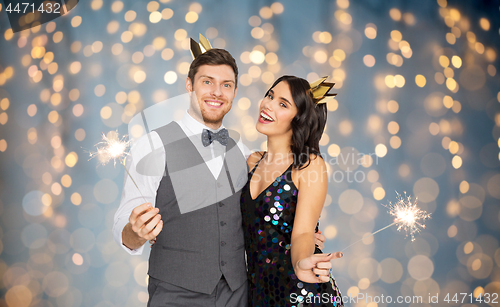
[{"xmin": 256, "ymin": 81, "xmax": 298, "ymax": 138}]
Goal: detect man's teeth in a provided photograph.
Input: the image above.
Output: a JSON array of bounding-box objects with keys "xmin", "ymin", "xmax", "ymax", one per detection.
[
  {"xmin": 206, "ymin": 101, "xmax": 222, "ymax": 106},
  {"xmin": 260, "ymin": 112, "xmax": 274, "ymax": 121}
]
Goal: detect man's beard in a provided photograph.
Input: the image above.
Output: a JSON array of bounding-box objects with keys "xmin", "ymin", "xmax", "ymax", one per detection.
[{"xmin": 200, "ymin": 108, "xmax": 224, "ymax": 125}]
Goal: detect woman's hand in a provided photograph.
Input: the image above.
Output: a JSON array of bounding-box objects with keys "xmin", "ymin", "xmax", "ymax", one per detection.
[
  {"xmin": 294, "ymin": 252, "xmax": 343, "ymax": 283},
  {"xmin": 314, "ymin": 230, "xmax": 325, "ymax": 250}
]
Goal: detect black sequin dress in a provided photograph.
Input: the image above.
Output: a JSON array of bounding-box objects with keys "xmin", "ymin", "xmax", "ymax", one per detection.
[{"xmin": 241, "ymin": 156, "xmax": 343, "ymax": 307}]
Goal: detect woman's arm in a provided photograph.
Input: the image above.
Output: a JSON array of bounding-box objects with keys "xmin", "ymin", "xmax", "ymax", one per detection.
[{"xmin": 291, "ymin": 155, "xmax": 342, "ymax": 282}]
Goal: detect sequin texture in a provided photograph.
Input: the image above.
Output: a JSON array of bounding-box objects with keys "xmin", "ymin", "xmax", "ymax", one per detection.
[{"xmin": 241, "ymin": 159, "xmax": 343, "ymax": 306}]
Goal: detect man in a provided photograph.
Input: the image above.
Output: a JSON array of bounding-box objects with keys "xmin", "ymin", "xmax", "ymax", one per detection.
[{"xmin": 113, "ymin": 36, "xmax": 326, "ymax": 306}]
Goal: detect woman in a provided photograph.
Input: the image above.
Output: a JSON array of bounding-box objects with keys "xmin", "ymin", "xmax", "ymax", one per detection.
[{"xmin": 241, "ymin": 75, "xmax": 343, "ymax": 306}]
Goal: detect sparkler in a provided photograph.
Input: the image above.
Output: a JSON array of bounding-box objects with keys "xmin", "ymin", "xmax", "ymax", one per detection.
[
  {"xmin": 341, "ymin": 192, "xmax": 431, "ymax": 252},
  {"xmin": 89, "ymin": 131, "xmax": 147, "ymax": 203}
]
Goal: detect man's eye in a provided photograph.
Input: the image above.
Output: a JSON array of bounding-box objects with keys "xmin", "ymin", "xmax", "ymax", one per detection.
[
  {"xmin": 224, "ymin": 84, "xmax": 231, "ymax": 88},
  {"xmin": 204, "ymin": 80, "xmax": 210, "ymax": 84}
]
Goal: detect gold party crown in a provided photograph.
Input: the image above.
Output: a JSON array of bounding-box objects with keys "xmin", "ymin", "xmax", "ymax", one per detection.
[
  {"xmin": 309, "ymin": 76, "xmax": 336, "ymax": 105},
  {"xmin": 190, "ymin": 33, "xmax": 212, "ymax": 59}
]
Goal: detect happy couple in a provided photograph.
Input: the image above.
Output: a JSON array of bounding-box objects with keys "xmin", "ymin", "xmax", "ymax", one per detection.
[{"xmin": 113, "ymin": 35, "xmax": 343, "ymax": 307}]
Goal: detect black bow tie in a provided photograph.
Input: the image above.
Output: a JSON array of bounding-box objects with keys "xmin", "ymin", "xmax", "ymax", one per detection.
[{"xmin": 202, "ymin": 128, "xmax": 229, "ymax": 147}]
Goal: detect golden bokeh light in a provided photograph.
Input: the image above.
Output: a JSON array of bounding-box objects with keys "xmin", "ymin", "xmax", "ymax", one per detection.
[
  {"xmin": 259, "ymin": 6, "xmax": 273, "ymax": 19},
  {"xmin": 65, "ymin": 152, "xmax": 78, "ymax": 167},
  {"xmin": 363, "ymin": 54, "xmax": 375, "ymax": 67},
  {"xmin": 48, "ymin": 110, "xmax": 59, "ymax": 124},
  {"xmin": 164, "ymin": 71, "xmax": 177, "ymax": 84},
  {"xmin": 415, "ymin": 74, "xmax": 426, "ymax": 87},
  {"xmin": 91, "ymin": 0, "xmax": 103, "ymax": 10},
  {"xmin": 0, "ymin": 139, "xmax": 7, "ymax": 152},
  {"xmin": 375, "ymin": 144, "xmax": 387, "ymax": 157},
  {"xmin": 338, "ymin": 120, "xmax": 353, "ymax": 136},
  {"xmin": 71, "ymin": 192, "xmax": 82, "ymax": 206},
  {"xmin": 111, "ymin": 1, "xmax": 124, "ymax": 13},
  {"xmin": 238, "ymin": 97, "xmax": 251, "ymax": 110},
  {"xmin": 452, "ymin": 155, "xmax": 462, "ymax": 169},
  {"xmin": 389, "ymin": 8, "xmax": 401, "ymax": 21},
  {"xmin": 250, "ymin": 50, "xmax": 265, "ymax": 64},
  {"xmin": 365, "ymin": 23, "xmax": 377, "ymax": 39},
  {"xmin": 390, "ymin": 136, "xmax": 401, "ymax": 149},
  {"xmin": 61, "ymin": 174, "xmax": 72, "ymax": 188},
  {"xmin": 479, "ymin": 18, "xmax": 490, "ymax": 31},
  {"xmin": 185, "ymin": 11, "xmax": 199, "ymax": 23},
  {"xmin": 125, "ymin": 10, "xmax": 137, "ymax": 22},
  {"xmin": 162, "ymin": 8, "xmax": 174, "ymax": 20},
  {"xmin": 328, "ymin": 144, "xmax": 341, "ymax": 157},
  {"xmin": 451, "ymin": 55, "xmax": 462, "ymax": 68},
  {"xmin": 390, "ymin": 30, "xmax": 402, "ymax": 42},
  {"xmin": 71, "ymin": 16, "xmax": 82, "ymax": 27},
  {"xmin": 373, "ymin": 187, "xmax": 385, "ymax": 200},
  {"xmin": 459, "ymin": 180, "xmax": 470, "ymax": 194}
]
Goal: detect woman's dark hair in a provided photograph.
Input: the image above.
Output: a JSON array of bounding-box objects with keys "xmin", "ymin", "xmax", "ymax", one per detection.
[
  {"xmin": 265, "ymin": 75, "xmax": 328, "ymax": 170},
  {"xmin": 188, "ymin": 48, "xmax": 238, "ymax": 87}
]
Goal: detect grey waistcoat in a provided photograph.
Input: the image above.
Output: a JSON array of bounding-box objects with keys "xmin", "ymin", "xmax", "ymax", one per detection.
[{"xmin": 147, "ymin": 122, "xmax": 248, "ymax": 294}]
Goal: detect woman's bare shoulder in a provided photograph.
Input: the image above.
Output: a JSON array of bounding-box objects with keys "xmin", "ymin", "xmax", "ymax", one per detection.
[{"xmin": 246, "ymin": 151, "xmax": 266, "ymax": 171}]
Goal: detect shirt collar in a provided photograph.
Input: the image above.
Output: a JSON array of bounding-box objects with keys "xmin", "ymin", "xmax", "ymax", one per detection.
[{"xmin": 181, "ymin": 110, "xmax": 224, "ymax": 137}]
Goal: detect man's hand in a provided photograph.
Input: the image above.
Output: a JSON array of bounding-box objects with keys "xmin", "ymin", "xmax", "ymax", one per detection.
[
  {"xmin": 314, "ymin": 230, "xmax": 326, "ymax": 250},
  {"xmin": 294, "ymin": 252, "xmax": 343, "ymax": 283},
  {"xmin": 122, "ymin": 203, "xmax": 163, "ymax": 250}
]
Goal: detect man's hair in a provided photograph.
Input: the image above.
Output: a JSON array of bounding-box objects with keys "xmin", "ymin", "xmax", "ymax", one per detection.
[{"xmin": 187, "ymin": 48, "xmax": 238, "ymax": 87}]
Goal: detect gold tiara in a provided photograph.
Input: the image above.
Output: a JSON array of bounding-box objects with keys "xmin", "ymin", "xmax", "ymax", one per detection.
[
  {"xmin": 309, "ymin": 76, "xmax": 336, "ymax": 105},
  {"xmin": 190, "ymin": 33, "xmax": 212, "ymax": 59}
]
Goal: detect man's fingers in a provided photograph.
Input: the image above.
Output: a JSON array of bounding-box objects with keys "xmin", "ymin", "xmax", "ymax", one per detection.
[
  {"xmin": 150, "ymin": 220, "xmax": 163, "ymax": 237},
  {"xmin": 135, "ymin": 208, "xmax": 159, "ymax": 229},
  {"xmin": 131, "ymin": 209, "xmax": 155, "ymax": 233},
  {"xmin": 140, "ymin": 214, "xmax": 162, "ymax": 237},
  {"xmin": 130, "ymin": 203, "xmax": 152, "ymax": 223}
]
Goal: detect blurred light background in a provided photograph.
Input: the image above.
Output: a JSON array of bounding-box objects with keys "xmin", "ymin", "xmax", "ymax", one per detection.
[{"xmin": 0, "ymin": 0, "xmax": 499, "ymax": 306}]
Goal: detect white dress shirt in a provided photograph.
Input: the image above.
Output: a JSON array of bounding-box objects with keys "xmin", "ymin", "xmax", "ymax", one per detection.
[{"xmin": 113, "ymin": 111, "xmax": 250, "ymax": 255}]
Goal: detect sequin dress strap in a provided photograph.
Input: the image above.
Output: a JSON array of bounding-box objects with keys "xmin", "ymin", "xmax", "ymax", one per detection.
[{"xmin": 249, "ymin": 151, "xmax": 267, "ymax": 175}]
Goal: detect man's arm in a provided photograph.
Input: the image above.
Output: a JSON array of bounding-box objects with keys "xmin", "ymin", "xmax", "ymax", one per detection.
[{"xmin": 113, "ymin": 132, "xmax": 165, "ymax": 254}]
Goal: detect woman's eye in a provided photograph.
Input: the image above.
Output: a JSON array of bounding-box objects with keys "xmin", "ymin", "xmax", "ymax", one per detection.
[{"xmin": 280, "ymin": 102, "xmax": 287, "ymax": 108}]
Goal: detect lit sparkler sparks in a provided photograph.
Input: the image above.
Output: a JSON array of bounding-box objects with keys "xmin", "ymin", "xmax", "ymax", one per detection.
[
  {"xmin": 341, "ymin": 192, "xmax": 431, "ymax": 252},
  {"xmin": 387, "ymin": 192, "xmax": 431, "ymax": 241},
  {"xmin": 90, "ymin": 131, "xmax": 130, "ymax": 166},
  {"xmin": 89, "ymin": 131, "xmax": 147, "ymax": 203}
]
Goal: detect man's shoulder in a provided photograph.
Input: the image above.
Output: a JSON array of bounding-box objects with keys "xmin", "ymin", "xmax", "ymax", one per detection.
[
  {"xmin": 154, "ymin": 121, "xmax": 180, "ymax": 133},
  {"xmin": 154, "ymin": 121, "xmax": 185, "ymax": 144}
]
